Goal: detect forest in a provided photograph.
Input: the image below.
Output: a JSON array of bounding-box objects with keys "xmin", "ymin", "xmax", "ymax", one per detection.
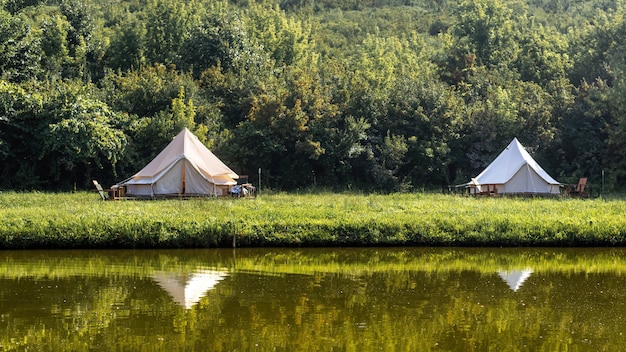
[{"xmin": 1, "ymin": 0, "xmax": 625, "ymax": 192}]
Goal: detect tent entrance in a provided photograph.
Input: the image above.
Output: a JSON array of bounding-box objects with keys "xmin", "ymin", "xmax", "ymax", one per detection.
[{"xmin": 181, "ymin": 161, "xmax": 186, "ymax": 195}]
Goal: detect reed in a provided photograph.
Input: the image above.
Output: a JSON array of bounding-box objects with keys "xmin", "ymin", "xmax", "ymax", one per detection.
[{"xmin": 1, "ymin": 191, "xmax": 625, "ymax": 249}]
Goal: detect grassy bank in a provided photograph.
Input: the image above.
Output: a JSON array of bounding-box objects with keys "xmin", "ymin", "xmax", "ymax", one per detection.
[{"xmin": 1, "ymin": 192, "xmax": 625, "ymax": 249}]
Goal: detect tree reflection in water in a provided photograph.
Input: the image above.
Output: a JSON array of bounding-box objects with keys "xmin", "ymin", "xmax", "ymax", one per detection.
[{"xmin": 1, "ymin": 247, "xmax": 625, "ymax": 351}]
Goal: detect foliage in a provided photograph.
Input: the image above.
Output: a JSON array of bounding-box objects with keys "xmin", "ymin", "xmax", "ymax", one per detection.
[
  {"xmin": 0, "ymin": 80, "xmax": 45, "ymax": 188},
  {"xmin": 43, "ymin": 91, "xmax": 128, "ymax": 183},
  {"xmin": 0, "ymin": 8, "xmax": 41, "ymax": 82},
  {"xmin": 143, "ymin": 0, "xmax": 193, "ymax": 65},
  {"xmin": 177, "ymin": 7, "xmax": 265, "ymax": 78},
  {"xmin": 2, "ymin": 0, "xmax": 626, "ymax": 191}
]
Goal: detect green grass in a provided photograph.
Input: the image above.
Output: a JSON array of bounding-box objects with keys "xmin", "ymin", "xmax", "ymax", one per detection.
[{"xmin": 1, "ymin": 191, "xmax": 625, "ymax": 249}]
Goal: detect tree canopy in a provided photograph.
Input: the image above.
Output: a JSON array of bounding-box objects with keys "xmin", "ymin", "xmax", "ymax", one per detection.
[{"xmin": 1, "ymin": 0, "xmax": 624, "ymax": 192}]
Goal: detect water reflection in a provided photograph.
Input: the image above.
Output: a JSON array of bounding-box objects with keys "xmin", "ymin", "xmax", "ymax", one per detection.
[
  {"xmin": 498, "ymin": 269, "xmax": 533, "ymax": 291},
  {"xmin": 1, "ymin": 247, "xmax": 626, "ymax": 351},
  {"xmin": 153, "ymin": 270, "xmax": 228, "ymax": 309}
]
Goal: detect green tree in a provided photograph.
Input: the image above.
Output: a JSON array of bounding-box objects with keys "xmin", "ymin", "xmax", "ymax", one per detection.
[
  {"xmin": 99, "ymin": 64, "xmax": 219, "ymax": 178},
  {"xmin": 385, "ymin": 76, "xmax": 464, "ymax": 188},
  {"xmin": 552, "ymin": 79, "xmax": 610, "ymax": 186},
  {"xmin": 144, "ymin": 0, "xmax": 192, "ymax": 65},
  {"xmin": 224, "ymin": 54, "xmax": 330, "ymax": 189},
  {"xmin": 606, "ymin": 79, "xmax": 626, "ymax": 189},
  {"xmin": 103, "ymin": 14, "xmax": 145, "ymax": 72},
  {"xmin": 119, "ymin": 85, "xmax": 209, "ymax": 178},
  {"xmin": 38, "ymin": 10, "xmax": 70, "ymax": 79},
  {"xmin": 42, "ymin": 83, "xmax": 128, "ymax": 188},
  {"xmin": 100, "ymin": 64, "xmax": 198, "ymax": 119},
  {"xmin": 516, "ymin": 21, "xmax": 572, "ymax": 85},
  {"xmin": 0, "ymin": 79, "xmax": 44, "ymax": 189},
  {"xmin": 559, "ymin": 9, "xmax": 626, "ymax": 188},
  {"xmin": 2, "ymin": 0, "xmax": 44, "ymax": 14},
  {"xmin": 333, "ymin": 33, "xmax": 462, "ymax": 190},
  {"xmin": 567, "ymin": 8, "xmax": 620, "ymax": 85},
  {"xmin": 243, "ymin": 2, "xmax": 310, "ymax": 67},
  {"xmin": 59, "ymin": 0, "xmax": 102, "ymax": 80},
  {"xmin": 311, "ymin": 115, "xmax": 371, "ymax": 188},
  {"xmin": 0, "ymin": 9, "xmax": 41, "ymax": 82},
  {"xmin": 171, "ymin": 86, "xmax": 196, "ymax": 132},
  {"xmin": 453, "ymin": 0, "xmax": 522, "ymax": 68},
  {"xmin": 178, "ymin": 8, "xmax": 266, "ymax": 78},
  {"xmin": 600, "ymin": 15, "xmax": 626, "ymax": 188}
]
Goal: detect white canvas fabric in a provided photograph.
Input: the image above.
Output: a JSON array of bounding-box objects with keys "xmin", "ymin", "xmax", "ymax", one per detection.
[
  {"xmin": 468, "ymin": 138, "xmax": 561, "ymax": 195},
  {"xmin": 119, "ymin": 128, "xmax": 238, "ymax": 197}
]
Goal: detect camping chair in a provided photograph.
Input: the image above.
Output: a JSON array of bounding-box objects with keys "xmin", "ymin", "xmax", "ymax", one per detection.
[
  {"xmin": 92, "ymin": 180, "xmax": 111, "ymax": 200},
  {"xmin": 566, "ymin": 178, "xmax": 589, "ymax": 198}
]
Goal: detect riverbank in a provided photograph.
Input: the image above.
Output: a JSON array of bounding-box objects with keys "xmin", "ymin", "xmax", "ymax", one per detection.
[{"xmin": 1, "ymin": 192, "xmax": 625, "ymax": 249}]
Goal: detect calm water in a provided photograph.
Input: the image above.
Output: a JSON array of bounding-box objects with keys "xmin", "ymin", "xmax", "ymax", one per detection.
[{"xmin": 1, "ymin": 247, "xmax": 626, "ymax": 351}]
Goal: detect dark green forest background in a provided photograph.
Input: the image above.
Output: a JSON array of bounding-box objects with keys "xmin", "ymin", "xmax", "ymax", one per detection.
[{"xmin": 1, "ymin": 0, "xmax": 625, "ymax": 192}]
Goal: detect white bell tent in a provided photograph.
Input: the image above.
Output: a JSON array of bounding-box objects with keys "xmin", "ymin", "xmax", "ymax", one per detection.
[
  {"xmin": 118, "ymin": 128, "xmax": 238, "ymax": 197},
  {"xmin": 464, "ymin": 138, "xmax": 561, "ymax": 195}
]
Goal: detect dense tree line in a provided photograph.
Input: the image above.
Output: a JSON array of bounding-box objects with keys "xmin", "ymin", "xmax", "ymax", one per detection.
[{"xmin": 1, "ymin": 0, "xmax": 625, "ymax": 192}]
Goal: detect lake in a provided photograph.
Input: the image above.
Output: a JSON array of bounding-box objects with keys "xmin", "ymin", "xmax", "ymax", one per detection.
[{"xmin": 1, "ymin": 247, "xmax": 625, "ymax": 351}]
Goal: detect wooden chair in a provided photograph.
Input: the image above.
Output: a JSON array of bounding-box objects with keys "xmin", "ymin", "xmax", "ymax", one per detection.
[
  {"xmin": 92, "ymin": 180, "xmax": 111, "ymax": 200},
  {"xmin": 566, "ymin": 178, "xmax": 589, "ymax": 198}
]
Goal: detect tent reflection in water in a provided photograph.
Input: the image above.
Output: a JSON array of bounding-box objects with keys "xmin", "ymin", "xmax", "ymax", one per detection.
[
  {"xmin": 498, "ymin": 269, "xmax": 533, "ymax": 292},
  {"xmin": 116, "ymin": 128, "xmax": 239, "ymax": 198},
  {"xmin": 153, "ymin": 270, "xmax": 228, "ymax": 309},
  {"xmin": 461, "ymin": 138, "xmax": 561, "ymax": 196}
]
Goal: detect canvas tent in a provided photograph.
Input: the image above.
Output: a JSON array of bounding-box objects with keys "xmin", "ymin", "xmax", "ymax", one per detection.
[
  {"xmin": 463, "ymin": 138, "xmax": 561, "ymax": 195},
  {"xmin": 117, "ymin": 128, "xmax": 238, "ymax": 197}
]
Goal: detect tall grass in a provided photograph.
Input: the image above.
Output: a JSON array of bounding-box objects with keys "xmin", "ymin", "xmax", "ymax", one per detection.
[{"xmin": 1, "ymin": 191, "xmax": 625, "ymax": 249}]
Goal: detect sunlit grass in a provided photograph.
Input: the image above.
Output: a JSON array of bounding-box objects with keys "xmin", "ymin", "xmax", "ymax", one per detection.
[{"xmin": 1, "ymin": 191, "xmax": 625, "ymax": 249}]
